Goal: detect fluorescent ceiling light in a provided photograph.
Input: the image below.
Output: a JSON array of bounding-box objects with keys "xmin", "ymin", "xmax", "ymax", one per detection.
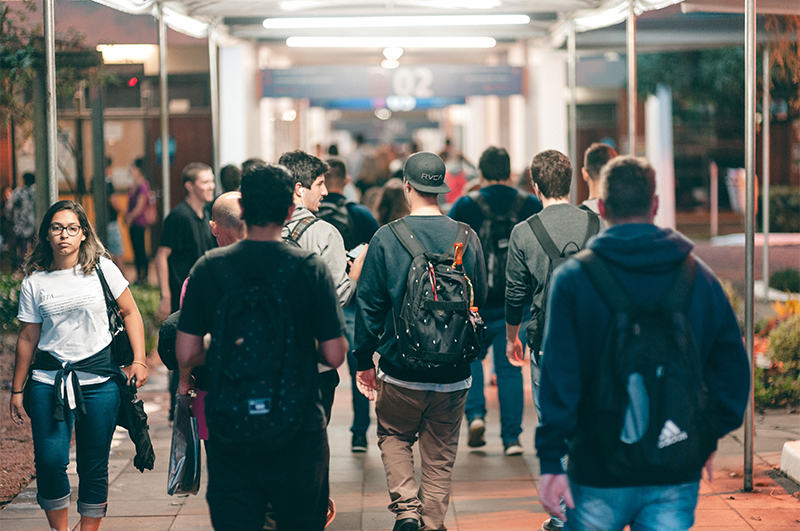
[
  {"xmin": 287, "ymin": 37, "xmax": 496, "ymax": 48},
  {"xmin": 96, "ymin": 44, "xmax": 158, "ymax": 63},
  {"xmin": 265, "ymin": 14, "xmax": 529, "ymax": 29}
]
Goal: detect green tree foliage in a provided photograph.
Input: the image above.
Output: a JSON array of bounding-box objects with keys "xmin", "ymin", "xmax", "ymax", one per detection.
[{"xmin": 0, "ymin": 1, "xmax": 37, "ymax": 127}]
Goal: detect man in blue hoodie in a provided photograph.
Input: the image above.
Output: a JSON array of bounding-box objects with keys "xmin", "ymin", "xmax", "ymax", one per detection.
[{"xmin": 536, "ymin": 156, "xmax": 750, "ymax": 530}]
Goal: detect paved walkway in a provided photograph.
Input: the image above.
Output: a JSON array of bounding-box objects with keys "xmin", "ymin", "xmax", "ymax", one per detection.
[{"xmin": 2, "ymin": 363, "xmax": 798, "ymax": 531}]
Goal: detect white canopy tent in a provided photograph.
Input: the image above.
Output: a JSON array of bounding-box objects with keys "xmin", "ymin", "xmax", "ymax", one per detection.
[{"xmin": 36, "ymin": 0, "xmax": 799, "ymax": 491}]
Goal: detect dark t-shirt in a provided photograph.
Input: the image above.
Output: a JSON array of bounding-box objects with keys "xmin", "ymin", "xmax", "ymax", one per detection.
[
  {"xmin": 159, "ymin": 200, "xmax": 216, "ymax": 312},
  {"xmin": 178, "ymin": 239, "xmax": 347, "ymax": 433}
]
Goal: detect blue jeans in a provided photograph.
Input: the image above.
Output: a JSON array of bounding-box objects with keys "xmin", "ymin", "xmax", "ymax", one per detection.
[
  {"xmin": 565, "ymin": 481, "xmax": 699, "ymax": 531},
  {"xmin": 28, "ymin": 378, "xmax": 120, "ymax": 518},
  {"xmin": 465, "ymin": 307, "xmax": 527, "ymax": 445},
  {"xmin": 344, "ymin": 304, "xmax": 370, "ymax": 434}
]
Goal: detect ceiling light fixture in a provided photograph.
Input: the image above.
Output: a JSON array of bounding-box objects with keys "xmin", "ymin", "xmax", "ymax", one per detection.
[
  {"xmin": 381, "ymin": 59, "xmax": 400, "ymax": 69},
  {"xmin": 264, "ymin": 14, "xmax": 529, "ymax": 29},
  {"xmin": 383, "ymin": 47, "xmax": 404, "ymax": 61},
  {"xmin": 286, "ymin": 37, "xmax": 496, "ymax": 48}
]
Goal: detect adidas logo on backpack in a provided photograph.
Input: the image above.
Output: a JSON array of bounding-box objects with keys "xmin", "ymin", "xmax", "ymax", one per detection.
[{"xmin": 657, "ymin": 420, "xmax": 688, "ymax": 449}]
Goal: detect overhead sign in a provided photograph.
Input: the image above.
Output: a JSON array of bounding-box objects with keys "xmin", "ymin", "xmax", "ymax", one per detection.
[
  {"xmin": 261, "ymin": 65, "xmax": 523, "ymax": 101},
  {"xmin": 308, "ymin": 96, "xmax": 466, "ymax": 111}
]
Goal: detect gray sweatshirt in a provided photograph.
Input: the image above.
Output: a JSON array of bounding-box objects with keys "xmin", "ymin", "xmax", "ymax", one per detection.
[{"xmin": 505, "ymin": 203, "xmax": 598, "ymax": 352}]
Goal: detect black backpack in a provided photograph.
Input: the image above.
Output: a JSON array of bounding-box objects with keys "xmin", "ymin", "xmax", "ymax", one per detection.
[
  {"xmin": 283, "ymin": 216, "xmax": 320, "ymax": 247},
  {"xmin": 527, "ymin": 212, "xmax": 600, "ymax": 356},
  {"xmin": 389, "ymin": 219, "xmax": 485, "ymax": 371},
  {"xmin": 204, "ymin": 254, "xmax": 317, "ymax": 448},
  {"xmin": 317, "ymin": 197, "xmax": 358, "ymax": 250},
  {"xmin": 575, "ymin": 250, "xmax": 713, "ymax": 484},
  {"xmin": 468, "ymin": 190, "xmax": 527, "ymax": 303}
]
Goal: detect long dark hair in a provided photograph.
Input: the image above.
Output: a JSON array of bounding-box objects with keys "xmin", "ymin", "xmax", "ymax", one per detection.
[{"xmin": 25, "ymin": 200, "xmax": 106, "ymax": 275}]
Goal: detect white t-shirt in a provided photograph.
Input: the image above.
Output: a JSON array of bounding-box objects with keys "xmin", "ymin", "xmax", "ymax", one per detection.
[{"xmin": 18, "ymin": 256, "xmax": 129, "ymax": 386}]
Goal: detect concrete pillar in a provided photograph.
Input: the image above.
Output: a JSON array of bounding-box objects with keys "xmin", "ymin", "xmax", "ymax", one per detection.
[
  {"xmin": 525, "ymin": 46, "xmax": 569, "ymax": 161},
  {"xmin": 645, "ymin": 84, "xmax": 676, "ymax": 229},
  {"xmin": 219, "ymin": 42, "xmax": 261, "ymax": 166}
]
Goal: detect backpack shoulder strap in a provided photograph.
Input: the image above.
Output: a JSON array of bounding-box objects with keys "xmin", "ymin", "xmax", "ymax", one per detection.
[
  {"xmin": 659, "ymin": 255, "xmax": 697, "ymax": 313},
  {"xmin": 583, "ymin": 211, "xmax": 601, "ymax": 245},
  {"xmin": 468, "ymin": 190, "xmax": 493, "ymax": 219},
  {"xmin": 528, "ymin": 215, "xmax": 562, "ymax": 262},
  {"xmin": 389, "ymin": 218, "xmax": 427, "ymax": 257},
  {"xmin": 574, "ymin": 249, "xmax": 636, "ymax": 314},
  {"xmin": 508, "ymin": 190, "xmax": 528, "ymax": 221},
  {"xmin": 578, "ymin": 203, "xmax": 594, "ymax": 213},
  {"xmin": 286, "ymin": 216, "xmax": 320, "ymax": 244},
  {"xmin": 447, "ymin": 221, "xmax": 471, "ymax": 260}
]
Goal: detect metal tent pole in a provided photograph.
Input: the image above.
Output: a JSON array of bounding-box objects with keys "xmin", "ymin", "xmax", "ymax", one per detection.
[
  {"xmin": 568, "ymin": 20, "xmax": 578, "ymax": 205},
  {"xmin": 743, "ymin": 0, "xmax": 756, "ymax": 493},
  {"xmin": 44, "ymin": 0, "xmax": 58, "ymax": 205},
  {"xmin": 761, "ymin": 47, "xmax": 770, "ymax": 300},
  {"xmin": 208, "ymin": 23, "xmax": 220, "ymax": 183},
  {"xmin": 627, "ymin": 0, "xmax": 637, "ymax": 155},
  {"xmin": 158, "ymin": 2, "xmax": 170, "ymax": 217}
]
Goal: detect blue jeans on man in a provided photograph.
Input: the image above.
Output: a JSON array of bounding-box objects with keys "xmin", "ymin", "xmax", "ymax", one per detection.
[
  {"xmin": 565, "ymin": 481, "xmax": 699, "ymax": 531},
  {"xmin": 28, "ymin": 378, "xmax": 120, "ymax": 518},
  {"xmin": 344, "ymin": 304, "xmax": 370, "ymax": 436},
  {"xmin": 465, "ymin": 306, "xmax": 527, "ymax": 447}
]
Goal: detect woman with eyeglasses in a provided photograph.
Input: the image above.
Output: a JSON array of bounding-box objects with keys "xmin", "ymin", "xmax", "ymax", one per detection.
[{"xmin": 8, "ymin": 200, "xmax": 148, "ymax": 531}]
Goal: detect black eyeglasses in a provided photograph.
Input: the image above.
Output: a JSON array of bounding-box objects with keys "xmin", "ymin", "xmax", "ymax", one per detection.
[{"xmin": 49, "ymin": 224, "xmax": 82, "ymax": 237}]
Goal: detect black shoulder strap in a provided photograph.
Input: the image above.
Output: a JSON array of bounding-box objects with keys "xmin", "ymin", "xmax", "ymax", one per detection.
[
  {"xmin": 95, "ymin": 263, "xmax": 122, "ymax": 332},
  {"xmin": 286, "ymin": 216, "xmax": 320, "ymax": 244},
  {"xmin": 528, "ymin": 215, "xmax": 562, "ymax": 262},
  {"xmin": 576, "ymin": 250, "xmax": 697, "ymax": 315},
  {"xmin": 508, "ymin": 190, "xmax": 527, "ymax": 221},
  {"xmin": 660, "ymin": 255, "xmax": 697, "ymax": 313},
  {"xmin": 389, "ymin": 219, "xmax": 470, "ymax": 260},
  {"xmin": 578, "ymin": 203, "xmax": 594, "ymax": 213},
  {"xmin": 389, "ymin": 218, "xmax": 427, "ymax": 257},
  {"xmin": 574, "ymin": 249, "xmax": 636, "ymax": 314},
  {"xmin": 468, "ymin": 190, "xmax": 493, "ymax": 219},
  {"xmin": 583, "ymin": 211, "xmax": 600, "ymax": 245}
]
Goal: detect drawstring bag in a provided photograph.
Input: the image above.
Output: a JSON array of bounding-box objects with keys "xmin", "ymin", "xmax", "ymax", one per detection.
[{"xmin": 167, "ymin": 392, "xmax": 201, "ymax": 495}]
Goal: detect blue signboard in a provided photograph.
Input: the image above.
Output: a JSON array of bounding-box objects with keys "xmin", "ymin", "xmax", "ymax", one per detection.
[
  {"xmin": 308, "ymin": 96, "xmax": 466, "ymax": 111},
  {"xmin": 262, "ymin": 65, "xmax": 523, "ymax": 101}
]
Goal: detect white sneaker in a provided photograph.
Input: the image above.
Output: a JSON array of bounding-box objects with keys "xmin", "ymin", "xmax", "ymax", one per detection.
[
  {"xmin": 503, "ymin": 439, "xmax": 524, "ymax": 456},
  {"xmin": 467, "ymin": 418, "xmax": 486, "ymax": 448}
]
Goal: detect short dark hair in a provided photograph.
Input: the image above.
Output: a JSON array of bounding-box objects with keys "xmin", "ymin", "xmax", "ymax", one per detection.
[
  {"xmin": 600, "ymin": 156, "xmax": 656, "ymax": 220},
  {"xmin": 240, "ymin": 164, "xmax": 295, "ymax": 226},
  {"xmin": 530, "ymin": 150, "xmax": 572, "ymax": 199},
  {"xmin": 478, "ymin": 146, "xmax": 511, "ymax": 182},
  {"xmin": 220, "ymin": 164, "xmax": 242, "ymax": 192},
  {"xmin": 22, "ymin": 172, "xmax": 35, "ymax": 186},
  {"xmin": 182, "ymin": 162, "xmax": 212, "ymax": 185},
  {"xmin": 324, "ymin": 158, "xmax": 347, "ymax": 187},
  {"xmin": 278, "ymin": 150, "xmax": 328, "ymax": 189},
  {"xmin": 241, "ymin": 158, "xmax": 266, "ymax": 174},
  {"xmin": 583, "ymin": 143, "xmax": 618, "ymax": 181}
]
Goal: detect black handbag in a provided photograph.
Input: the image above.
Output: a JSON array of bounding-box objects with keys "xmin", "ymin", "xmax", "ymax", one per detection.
[
  {"xmin": 167, "ymin": 393, "xmax": 201, "ymax": 495},
  {"xmin": 96, "ymin": 264, "xmax": 134, "ymax": 367}
]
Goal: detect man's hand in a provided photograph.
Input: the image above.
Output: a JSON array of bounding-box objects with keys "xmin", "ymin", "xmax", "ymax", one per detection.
[
  {"xmin": 348, "ymin": 243, "xmax": 368, "ymax": 283},
  {"xmin": 155, "ymin": 297, "xmax": 171, "ymax": 322},
  {"xmin": 539, "ymin": 474, "xmax": 574, "ymax": 521},
  {"xmin": 506, "ymin": 335, "xmax": 525, "ymax": 367},
  {"xmin": 356, "ymin": 368, "xmax": 378, "ymax": 401}
]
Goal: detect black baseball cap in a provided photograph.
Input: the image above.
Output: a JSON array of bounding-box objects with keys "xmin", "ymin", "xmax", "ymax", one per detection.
[{"xmin": 403, "ymin": 152, "xmax": 450, "ymax": 194}]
